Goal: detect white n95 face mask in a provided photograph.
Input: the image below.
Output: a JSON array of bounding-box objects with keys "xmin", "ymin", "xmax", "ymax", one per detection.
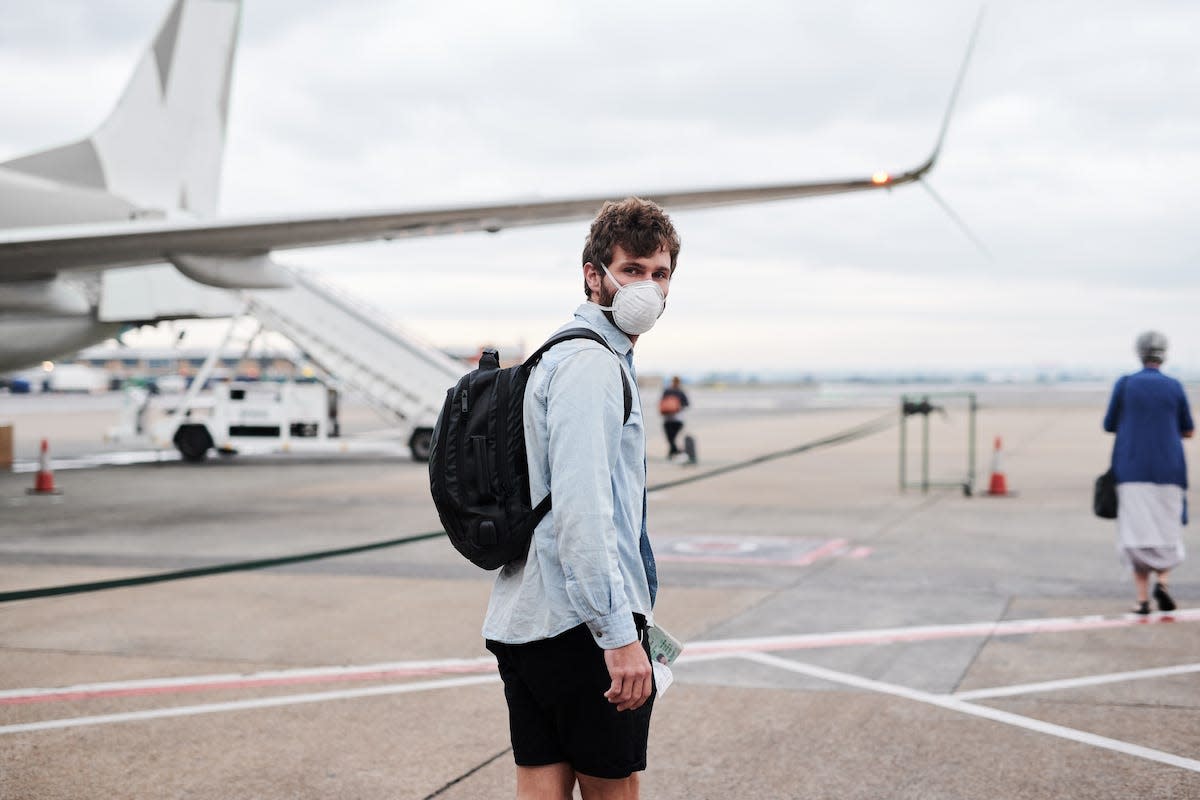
[{"xmin": 597, "ymin": 263, "xmax": 666, "ymax": 336}]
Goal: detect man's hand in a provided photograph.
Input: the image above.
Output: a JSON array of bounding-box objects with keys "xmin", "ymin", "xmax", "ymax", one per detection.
[{"xmin": 603, "ymin": 640, "xmax": 653, "ymax": 712}]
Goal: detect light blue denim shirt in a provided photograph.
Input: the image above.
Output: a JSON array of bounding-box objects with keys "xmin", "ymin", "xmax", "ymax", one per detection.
[{"xmin": 482, "ymin": 302, "xmax": 655, "ymax": 649}]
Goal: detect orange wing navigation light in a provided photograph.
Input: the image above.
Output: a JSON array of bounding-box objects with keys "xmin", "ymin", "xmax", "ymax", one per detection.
[{"xmin": 871, "ymin": 171, "xmax": 891, "ymax": 185}]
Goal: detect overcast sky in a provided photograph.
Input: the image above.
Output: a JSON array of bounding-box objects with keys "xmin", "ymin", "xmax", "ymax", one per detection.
[{"xmin": 2, "ymin": 1, "xmax": 1198, "ymax": 377}]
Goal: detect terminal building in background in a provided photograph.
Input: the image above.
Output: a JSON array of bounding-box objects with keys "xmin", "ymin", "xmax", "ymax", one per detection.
[
  {"xmin": 1, "ymin": 342, "xmax": 504, "ymax": 394},
  {"xmin": 6, "ymin": 346, "xmax": 304, "ymax": 394}
]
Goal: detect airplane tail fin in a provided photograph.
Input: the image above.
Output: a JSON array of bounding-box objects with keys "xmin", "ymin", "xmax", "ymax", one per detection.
[{"xmin": 2, "ymin": 0, "xmax": 242, "ymax": 218}]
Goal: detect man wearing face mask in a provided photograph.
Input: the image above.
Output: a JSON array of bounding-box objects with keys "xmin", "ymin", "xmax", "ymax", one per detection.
[{"xmin": 483, "ymin": 197, "xmax": 678, "ymax": 799}]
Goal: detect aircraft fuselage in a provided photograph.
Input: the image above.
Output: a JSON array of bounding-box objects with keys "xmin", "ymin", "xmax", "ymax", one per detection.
[{"xmin": 0, "ymin": 167, "xmax": 168, "ymax": 371}]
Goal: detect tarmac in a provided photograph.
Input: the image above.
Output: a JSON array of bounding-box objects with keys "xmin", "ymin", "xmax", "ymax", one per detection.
[{"xmin": 1, "ymin": 385, "xmax": 1198, "ymax": 799}]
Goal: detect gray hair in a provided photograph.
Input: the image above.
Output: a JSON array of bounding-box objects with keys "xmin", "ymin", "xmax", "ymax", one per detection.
[{"xmin": 1135, "ymin": 330, "xmax": 1168, "ymax": 364}]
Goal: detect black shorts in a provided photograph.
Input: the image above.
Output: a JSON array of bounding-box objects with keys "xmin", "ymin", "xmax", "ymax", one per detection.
[{"xmin": 485, "ymin": 617, "xmax": 656, "ymax": 779}]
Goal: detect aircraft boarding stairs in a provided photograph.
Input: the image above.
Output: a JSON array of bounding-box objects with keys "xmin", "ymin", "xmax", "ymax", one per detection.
[{"xmin": 244, "ymin": 268, "xmax": 467, "ymax": 460}]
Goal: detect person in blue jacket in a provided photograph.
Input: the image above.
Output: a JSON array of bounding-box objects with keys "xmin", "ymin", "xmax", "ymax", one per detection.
[{"xmin": 1103, "ymin": 331, "xmax": 1194, "ymax": 614}]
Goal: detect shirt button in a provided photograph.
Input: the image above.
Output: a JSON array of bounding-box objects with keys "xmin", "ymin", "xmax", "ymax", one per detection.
[{"xmin": 595, "ymin": 630, "xmax": 603, "ymax": 638}]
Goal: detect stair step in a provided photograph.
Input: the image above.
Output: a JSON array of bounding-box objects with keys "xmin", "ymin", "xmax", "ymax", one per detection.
[{"xmin": 244, "ymin": 267, "xmax": 466, "ymax": 430}]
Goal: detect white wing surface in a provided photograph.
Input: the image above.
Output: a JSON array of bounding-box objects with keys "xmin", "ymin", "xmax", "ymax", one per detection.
[{"xmin": 0, "ymin": 162, "xmax": 928, "ymax": 282}]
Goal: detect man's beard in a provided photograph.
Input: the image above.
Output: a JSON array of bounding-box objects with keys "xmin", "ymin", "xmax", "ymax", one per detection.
[
  {"xmin": 597, "ymin": 279, "xmax": 617, "ymax": 308},
  {"xmin": 597, "ymin": 279, "xmax": 620, "ymax": 329}
]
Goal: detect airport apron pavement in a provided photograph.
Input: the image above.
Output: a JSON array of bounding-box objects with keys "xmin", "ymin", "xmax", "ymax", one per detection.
[{"xmin": 1, "ymin": 391, "xmax": 1197, "ymax": 798}]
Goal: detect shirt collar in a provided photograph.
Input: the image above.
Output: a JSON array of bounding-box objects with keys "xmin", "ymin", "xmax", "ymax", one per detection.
[{"xmin": 573, "ymin": 302, "xmax": 633, "ymax": 357}]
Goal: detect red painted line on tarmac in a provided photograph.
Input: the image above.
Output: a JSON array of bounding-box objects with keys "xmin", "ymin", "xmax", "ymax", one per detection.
[
  {"xmin": 5, "ymin": 609, "xmax": 1197, "ymax": 707},
  {"xmin": 681, "ymin": 608, "xmax": 1200, "ymax": 657},
  {"xmin": 787, "ymin": 538, "xmax": 850, "ymax": 566}
]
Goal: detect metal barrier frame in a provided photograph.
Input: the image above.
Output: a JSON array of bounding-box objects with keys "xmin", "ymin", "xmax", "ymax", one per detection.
[{"xmin": 899, "ymin": 392, "xmax": 977, "ymax": 496}]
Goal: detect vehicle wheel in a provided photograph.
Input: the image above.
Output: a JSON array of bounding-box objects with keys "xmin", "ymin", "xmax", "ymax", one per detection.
[
  {"xmin": 174, "ymin": 424, "xmax": 214, "ymax": 463},
  {"xmin": 408, "ymin": 427, "xmax": 434, "ymax": 462}
]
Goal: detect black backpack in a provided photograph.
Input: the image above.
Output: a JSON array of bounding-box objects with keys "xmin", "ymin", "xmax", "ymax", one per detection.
[{"xmin": 428, "ymin": 327, "xmax": 632, "ymax": 569}]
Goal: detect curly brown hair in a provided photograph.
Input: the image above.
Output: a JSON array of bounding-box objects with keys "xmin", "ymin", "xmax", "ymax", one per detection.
[{"xmin": 581, "ymin": 197, "xmax": 681, "ymax": 298}]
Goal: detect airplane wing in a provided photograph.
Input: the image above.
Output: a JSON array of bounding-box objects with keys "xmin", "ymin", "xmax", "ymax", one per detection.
[
  {"xmin": 0, "ymin": 160, "xmax": 930, "ymax": 283},
  {"xmin": 0, "ymin": 2, "xmax": 982, "ymax": 288}
]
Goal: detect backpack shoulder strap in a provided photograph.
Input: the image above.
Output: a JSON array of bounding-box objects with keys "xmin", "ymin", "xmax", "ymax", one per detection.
[{"xmin": 525, "ymin": 326, "xmax": 632, "ymax": 424}]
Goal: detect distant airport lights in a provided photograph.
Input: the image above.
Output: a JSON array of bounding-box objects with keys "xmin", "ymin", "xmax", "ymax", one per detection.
[{"xmin": 871, "ymin": 172, "xmax": 891, "ymax": 185}]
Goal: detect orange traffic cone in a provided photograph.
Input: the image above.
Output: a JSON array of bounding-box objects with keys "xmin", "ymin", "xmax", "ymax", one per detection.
[
  {"xmin": 27, "ymin": 438, "xmax": 60, "ymax": 495},
  {"xmin": 986, "ymin": 436, "xmax": 1009, "ymax": 496}
]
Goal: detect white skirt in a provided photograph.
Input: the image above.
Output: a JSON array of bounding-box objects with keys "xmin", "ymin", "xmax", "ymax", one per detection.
[{"xmin": 1116, "ymin": 482, "xmax": 1186, "ymax": 571}]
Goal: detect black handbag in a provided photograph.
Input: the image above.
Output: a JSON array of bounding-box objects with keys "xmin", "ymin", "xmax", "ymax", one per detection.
[
  {"xmin": 1094, "ymin": 377, "xmax": 1127, "ymax": 520},
  {"xmin": 1093, "ymin": 469, "xmax": 1117, "ymax": 519}
]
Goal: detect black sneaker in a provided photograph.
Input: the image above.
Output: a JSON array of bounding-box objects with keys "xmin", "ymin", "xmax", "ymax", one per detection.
[
  {"xmin": 1153, "ymin": 583, "xmax": 1176, "ymax": 612},
  {"xmin": 1131, "ymin": 601, "xmax": 1150, "ymax": 616}
]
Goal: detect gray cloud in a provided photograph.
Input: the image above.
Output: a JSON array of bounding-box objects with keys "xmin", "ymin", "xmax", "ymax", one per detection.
[{"xmin": 3, "ymin": 0, "xmax": 1199, "ymax": 373}]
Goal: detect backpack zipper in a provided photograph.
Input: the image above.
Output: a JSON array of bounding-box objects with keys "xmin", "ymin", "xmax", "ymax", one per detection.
[
  {"xmin": 457, "ymin": 383, "xmax": 471, "ymax": 502},
  {"xmin": 495, "ymin": 371, "xmax": 511, "ymax": 496}
]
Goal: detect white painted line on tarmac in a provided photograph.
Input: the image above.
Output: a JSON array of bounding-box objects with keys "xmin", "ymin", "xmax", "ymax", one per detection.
[
  {"xmin": 741, "ymin": 651, "xmax": 1200, "ymax": 774},
  {"xmin": 954, "ymin": 662, "xmax": 1200, "ymax": 701},
  {"xmin": 0, "ymin": 656, "xmax": 497, "ymax": 705},
  {"xmin": 11, "ymin": 450, "xmax": 180, "ymax": 473},
  {"xmin": 684, "ymin": 608, "xmax": 1200, "ymax": 656},
  {"xmin": 0, "ymin": 673, "xmax": 499, "ymax": 736},
  {"xmin": 655, "ymin": 537, "xmax": 850, "ymax": 568}
]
